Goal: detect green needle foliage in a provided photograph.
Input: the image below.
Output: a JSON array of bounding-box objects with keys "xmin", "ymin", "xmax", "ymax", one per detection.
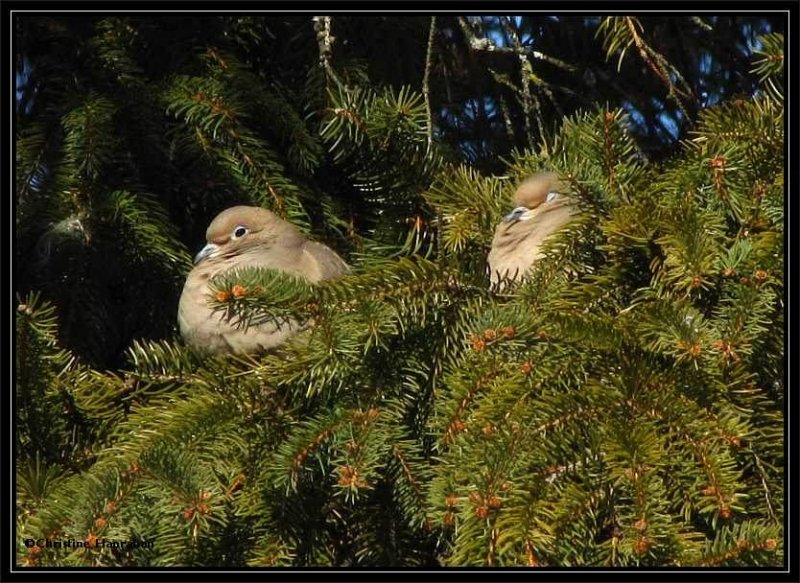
[{"xmin": 15, "ymin": 15, "xmax": 783, "ymax": 569}]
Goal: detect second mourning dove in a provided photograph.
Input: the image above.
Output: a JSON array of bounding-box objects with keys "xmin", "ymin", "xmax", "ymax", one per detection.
[
  {"xmin": 488, "ymin": 172, "xmax": 579, "ymax": 289},
  {"xmin": 178, "ymin": 206, "xmax": 349, "ymax": 355}
]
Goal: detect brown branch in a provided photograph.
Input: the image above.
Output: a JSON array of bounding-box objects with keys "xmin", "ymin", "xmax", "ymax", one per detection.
[{"xmin": 423, "ymin": 16, "xmax": 437, "ymax": 151}]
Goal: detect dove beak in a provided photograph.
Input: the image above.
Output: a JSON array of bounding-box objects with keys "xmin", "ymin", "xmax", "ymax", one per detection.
[
  {"xmin": 194, "ymin": 243, "xmax": 220, "ymax": 265},
  {"xmin": 503, "ymin": 207, "xmax": 535, "ymax": 223}
]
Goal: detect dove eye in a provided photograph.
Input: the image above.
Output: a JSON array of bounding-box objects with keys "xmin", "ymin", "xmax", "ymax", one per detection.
[
  {"xmin": 502, "ymin": 207, "xmax": 528, "ymax": 223},
  {"xmin": 545, "ymin": 191, "xmax": 559, "ymax": 202},
  {"xmin": 232, "ymin": 226, "xmax": 248, "ymax": 239}
]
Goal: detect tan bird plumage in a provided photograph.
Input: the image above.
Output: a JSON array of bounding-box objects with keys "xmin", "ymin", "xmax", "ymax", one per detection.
[
  {"xmin": 488, "ymin": 172, "xmax": 579, "ymax": 288},
  {"xmin": 178, "ymin": 206, "xmax": 348, "ymax": 355}
]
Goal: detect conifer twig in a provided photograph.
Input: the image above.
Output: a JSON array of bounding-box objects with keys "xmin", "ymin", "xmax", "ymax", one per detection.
[
  {"xmin": 503, "ymin": 17, "xmax": 536, "ymax": 148},
  {"xmin": 312, "ymin": 16, "xmax": 340, "ymax": 86},
  {"xmin": 423, "ymin": 16, "xmax": 437, "ymax": 151}
]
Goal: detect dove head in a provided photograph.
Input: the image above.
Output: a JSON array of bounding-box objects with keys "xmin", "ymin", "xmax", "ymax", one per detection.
[
  {"xmin": 502, "ymin": 172, "xmax": 567, "ymax": 224},
  {"xmin": 193, "ymin": 206, "xmax": 301, "ymax": 265}
]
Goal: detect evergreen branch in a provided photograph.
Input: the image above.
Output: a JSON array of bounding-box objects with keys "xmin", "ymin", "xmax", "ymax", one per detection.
[
  {"xmin": 423, "ymin": 16, "xmax": 437, "ymax": 151},
  {"xmin": 389, "ymin": 442, "xmax": 431, "ymax": 530},
  {"xmin": 596, "ymin": 17, "xmax": 693, "ymax": 115},
  {"xmin": 697, "ymin": 521, "xmax": 780, "ymax": 566},
  {"xmin": 312, "ymin": 16, "xmax": 341, "ymax": 86},
  {"xmin": 62, "ymin": 92, "xmax": 119, "ymax": 185}
]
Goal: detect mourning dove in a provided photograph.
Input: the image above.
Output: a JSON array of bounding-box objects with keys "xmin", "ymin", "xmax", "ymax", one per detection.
[
  {"xmin": 178, "ymin": 206, "xmax": 348, "ymax": 355},
  {"xmin": 488, "ymin": 172, "xmax": 579, "ymax": 289}
]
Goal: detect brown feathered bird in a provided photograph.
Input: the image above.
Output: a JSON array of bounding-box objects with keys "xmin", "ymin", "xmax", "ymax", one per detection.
[
  {"xmin": 488, "ymin": 172, "xmax": 579, "ymax": 289},
  {"xmin": 178, "ymin": 206, "xmax": 348, "ymax": 355}
]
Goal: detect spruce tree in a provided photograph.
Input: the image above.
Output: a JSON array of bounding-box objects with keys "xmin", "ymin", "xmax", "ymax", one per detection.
[{"xmin": 15, "ymin": 15, "xmax": 783, "ymax": 568}]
